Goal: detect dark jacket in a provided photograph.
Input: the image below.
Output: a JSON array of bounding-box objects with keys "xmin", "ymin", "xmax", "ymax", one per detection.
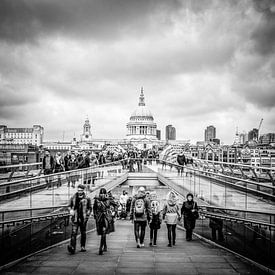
[
  {"xmin": 177, "ymin": 154, "xmax": 187, "ymax": 166},
  {"xmin": 130, "ymin": 193, "xmax": 152, "ymax": 222},
  {"xmin": 93, "ymin": 194, "xmax": 118, "ymax": 235},
  {"xmin": 69, "ymin": 193, "xmax": 92, "ymax": 223},
  {"xmin": 181, "ymin": 200, "xmax": 198, "ymax": 230},
  {"xmin": 42, "ymin": 155, "xmax": 54, "ymax": 171}
]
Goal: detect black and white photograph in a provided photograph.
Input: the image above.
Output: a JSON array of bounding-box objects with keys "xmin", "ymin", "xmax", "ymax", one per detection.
[{"xmin": 0, "ymin": 0, "xmax": 274, "ymax": 274}]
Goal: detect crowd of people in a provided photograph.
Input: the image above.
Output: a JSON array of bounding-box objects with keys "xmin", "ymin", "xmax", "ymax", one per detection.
[
  {"xmin": 67, "ymin": 185, "xmax": 203, "ymax": 255},
  {"xmin": 42, "ymin": 148, "xmax": 161, "ymax": 189}
]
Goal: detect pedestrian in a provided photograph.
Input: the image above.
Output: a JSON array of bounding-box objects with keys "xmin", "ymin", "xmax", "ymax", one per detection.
[
  {"xmin": 68, "ymin": 153, "xmax": 78, "ymax": 188},
  {"xmin": 209, "ymin": 217, "xmax": 224, "ymax": 242},
  {"xmin": 93, "ymin": 188, "xmax": 118, "ymax": 255},
  {"xmin": 181, "ymin": 193, "xmax": 199, "ymax": 241},
  {"xmin": 42, "ymin": 150, "xmax": 54, "ymax": 189},
  {"xmin": 119, "ymin": 190, "xmax": 129, "ymax": 219},
  {"xmin": 177, "ymin": 151, "xmax": 187, "ymax": 176},
  {"xmin": 54, "ymin": 152, "xmax": 65, "ymax": 188},
  {"xmin": 163, "ymin": 191, "xmax": 181, "ymax": 247},
  {"xmin": 149, "ymin": 192, "xmax": 162, "ymax": 246},
  {"xmin": 67, "ymin": 184, "xmax": 92, "ymax": 254},
  {"xmin": 130, "ymin": 186, "xmax": 152, "ymax": 248}
]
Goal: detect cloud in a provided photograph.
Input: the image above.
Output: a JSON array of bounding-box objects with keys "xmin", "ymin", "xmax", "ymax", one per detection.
[{"xmin": 0, "ymin": 0, "xmax": 274, "ymax": 144}]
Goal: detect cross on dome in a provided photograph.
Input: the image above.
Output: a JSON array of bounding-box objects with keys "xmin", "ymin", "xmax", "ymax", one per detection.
[{"xmin": 139, "ymin": 87, "xmax": 145, "ymax": 106}]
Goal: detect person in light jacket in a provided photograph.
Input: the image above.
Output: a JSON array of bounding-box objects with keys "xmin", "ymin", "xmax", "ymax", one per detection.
[{"xmin": 162, "ymin": 191, "xmax": 181, "ymax": 247}]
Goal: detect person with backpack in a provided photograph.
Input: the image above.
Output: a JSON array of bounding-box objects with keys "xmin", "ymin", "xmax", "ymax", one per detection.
[
  {"xmin": 181, "ymin": 193, "xmax": 199, "ymax": 241},
  {"xmin": 149, "ymin": 192, "xmax": 162, "ymax": 246},
  {"xmin": 93, "ymin": 188, "xmax": 118, "ymax": 255},
  {"xmin": 130, "ymin": 186, "xmax": 152, "ymax": 248},
  {"xmin": 67, "ymin": 184, "xmax": 92, "ymax": 254},
  {"xmin": 163, "ymin": 191, "xmax": 181, "ymax": 247}
]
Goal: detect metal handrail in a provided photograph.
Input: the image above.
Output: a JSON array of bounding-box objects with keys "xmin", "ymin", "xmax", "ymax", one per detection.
[
  {"xmin": 161, "ymin": 160, "xmax": 275, "ymax": 191},
  {"xmin": 199, "ymin": 205, "xmax": 275, "ymax": 216},
  {"xmin": 0, "ymin": 160, "xmax": 125, "ymax": 188},
  {"xmin": 0, "ymin": 162, "xmax": 42, "ymax": 170},
  {"xmin": 0, "ymin": 205, "xmax": 68, "ymax": 214},
  {"xmin": 202, "ymin": 212, "xmax": 275, "ymax": 229},
  {"xmin": 0, "ymin": 212, "xmax": 70, "ymax": 226},
  {"xmin": 194, "ymin": 158, "xmax": 275, "ymax": 172}
]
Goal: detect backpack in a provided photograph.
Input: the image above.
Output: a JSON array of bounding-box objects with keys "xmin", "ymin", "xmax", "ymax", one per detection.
[
  {"xmin": 135, "ymin": 198, "xmax": 145, "ymax": 216},
  {"xmin": 151, "ymin": 200, "xmax": 160, "ymax": 215}
]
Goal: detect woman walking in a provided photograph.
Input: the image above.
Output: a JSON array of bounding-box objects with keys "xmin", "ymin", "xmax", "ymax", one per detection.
[
  {"xmin": 149, "ymin": 192, "xmax": 162, "ymax": 246},
  {"xmin": 181, "ymin": 193, "xmax": 199, "ymax": 241},
  {"xmin": 163, "ymin": 191, "xmax": 181, "ymax": 247},
  {"xmin": 93, "ymin": 188, "xmax": 118, "ymax": 255}
]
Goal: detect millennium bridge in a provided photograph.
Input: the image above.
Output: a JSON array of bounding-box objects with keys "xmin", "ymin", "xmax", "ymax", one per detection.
[{"xmin": 0, "ymin": 159, "xmax": 274, "ymax": 274}]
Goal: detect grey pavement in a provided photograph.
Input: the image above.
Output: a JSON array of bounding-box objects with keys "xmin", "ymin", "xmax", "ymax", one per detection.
[{"xmin": 1, "ymin": 220, "xmax": 266, "ymax": 275}]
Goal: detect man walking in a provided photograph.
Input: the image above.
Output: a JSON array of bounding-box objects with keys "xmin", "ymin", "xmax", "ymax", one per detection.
[
  {"xmin": 42, "ymin": 150, "xmax": 54, "ymax": 189},
  {"xmin": 67, "ymin": 184, "xmax": 92, "ymax": 254}
]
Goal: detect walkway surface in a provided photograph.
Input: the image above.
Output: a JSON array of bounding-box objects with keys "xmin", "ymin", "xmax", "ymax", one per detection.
[{"xmin": 1, "ymin": 220, "xmax": 265, "ymax": 275}]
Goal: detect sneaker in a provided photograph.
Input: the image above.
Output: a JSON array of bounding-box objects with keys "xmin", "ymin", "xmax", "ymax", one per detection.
[
  {"xmin": 153, "ymin": 244, "xmax": 157, "ymax": 247},
  {"xmin": 140, "ymin": 243, "xmax": 145, "ymax": 247},
  {"xmin": 137, "ymin": 244, "xmax": 141, "ymax": 248},
  {"xmin": 67, "ymin": 245, "xmax": 75, "ymax": 254},
  {"xmin": 167, "ymin": 243, "xmax": 172, "ymax": 247},
  {"xmin": 80, "ymin": 247, "xmax": 86, "ymax": 252}
]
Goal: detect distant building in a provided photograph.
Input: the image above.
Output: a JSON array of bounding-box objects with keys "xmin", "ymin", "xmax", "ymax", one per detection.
[
  {"xmin": 239, "ymin": 132, "xmax": 248, "ymax": 145},
  {"xmin": 165, "ymin": 125, "xmax": 176, "ymax": 141},
  {"xmin": 156, "ymin": 129, "xmax": 161, "ymax": 140},
  {"xmin": 81, "ymin": 118, "xmax": 92, "ymax": 142},
  {"xmin": 204, "ymin": 125, "xmax": 216, "ymax": 142},
  {"xmin": 248, "ymin": 128, "xmax": 259, "ymax": 141},
  {"xmin": 0, "ymin": 144, "xmax": 40, "ymax": 165},
  {"xmin": 210, "ymin": 138, "xmax": 220, "ymax": 145},
  {"xmin": 0, "ymin": 125, "xmax": 44, "ymax": 146},
  {"xmin": 259, "ymin": 133, "xmax": 275, "ymax": 145}
]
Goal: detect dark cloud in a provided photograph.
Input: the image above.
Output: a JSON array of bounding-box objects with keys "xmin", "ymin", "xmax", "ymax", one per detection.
[
  {"xmin": 251, "ymin": 0, "xmax": 275, "ymax": 56},
  {"xmin": 0, "ymin": 0, "xmax": 182, "ymax": 43}
]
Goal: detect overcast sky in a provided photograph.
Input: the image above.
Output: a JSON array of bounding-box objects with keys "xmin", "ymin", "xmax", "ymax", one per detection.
[{"xmin": 0, "ymin": 0, "xmax": 274, "ymax": 144}]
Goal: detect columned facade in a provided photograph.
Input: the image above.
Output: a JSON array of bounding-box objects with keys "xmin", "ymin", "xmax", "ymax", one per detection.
[{"xmin": 126, "ymin": 88, "xmax": 158, "ymax": 149}]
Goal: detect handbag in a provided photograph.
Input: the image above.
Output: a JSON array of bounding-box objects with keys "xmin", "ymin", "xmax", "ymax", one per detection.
[{"xmin": 192, "ymin": 202, "xmax": 199, "ymax": 220}]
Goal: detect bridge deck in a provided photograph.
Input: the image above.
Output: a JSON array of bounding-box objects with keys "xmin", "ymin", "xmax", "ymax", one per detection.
[{"xmin": 2, "ymin": 221, "xmax": 264, "ymax": 275}]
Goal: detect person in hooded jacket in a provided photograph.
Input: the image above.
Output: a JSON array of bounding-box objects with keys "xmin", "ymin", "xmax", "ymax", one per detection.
[
  {"xmin": 130, "ymin": 186, "xmax": 152, "ymax": 248},
  {"xmin": 93, "ymin": 188, "xmax": 118, "ymax": 255},
  {"xmin": 181, "ymin": 193, "xmax": 198, "ymax": 241},
  {"xmin": 163, "ymin": 191, "xmax": 181, "ymax": 247},
  {"xmin": 67, "ymin": 184, "xmax": 92, "ymax": 254},
  {"xmin": 177, "ymin": 151, "xmax": 187, "ymax": 176},
  {"xmin": 149, "ymin": 192, "xmax": 162, "ymax": 246}
]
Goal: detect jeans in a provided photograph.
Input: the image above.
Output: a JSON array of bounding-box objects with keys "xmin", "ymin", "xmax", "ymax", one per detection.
[
  {"xmin": 166, "ymin": 224, "xmax": 176, "ymax": 245},
  {"xmin": 70, "ymin": 221, "xmax": 87, "ymax": 249},
  {"xmin": 186, "ymin": 229, "xmax": 193, "ymax": 240},
  {"xmin": 134, "ymin": 221, "xmax": 147, "ymax": 244},
  {"xmin": 150, "ymin": 228, "xmax": 158, "ymax": 244}
]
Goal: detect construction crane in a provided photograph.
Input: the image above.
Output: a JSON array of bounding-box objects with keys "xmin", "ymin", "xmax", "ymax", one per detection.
[{"xmin": 257, "ymin": 118, "xmax": 263, "ymax": 141}]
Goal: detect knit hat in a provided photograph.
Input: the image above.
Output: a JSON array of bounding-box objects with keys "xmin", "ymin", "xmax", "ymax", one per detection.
[{"xmin": 77, "ymin": 184, "xmax": 85, "ymax": 190}]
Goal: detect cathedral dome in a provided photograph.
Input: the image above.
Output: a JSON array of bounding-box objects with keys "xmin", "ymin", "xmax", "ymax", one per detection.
[{"xmin": 130, "ymin": 89, "xmax": 154, "ymax": 121}]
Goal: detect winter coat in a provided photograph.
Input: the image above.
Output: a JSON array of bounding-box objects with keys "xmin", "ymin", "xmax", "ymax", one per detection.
[
  {"xmin": 177, "ymin": 154, "xmax": 187, "ymax": 166},
  {"xmin": 130, "ymin": 193, "xmax": 152, "ymax": 222},
  {"xmin": 69, "ymin": 193, "xmax": 92, "ymax": 224},
  {"xmin": 150, "ymin": 212, "xmax": 162, "ymax": 229},
  {"xmin": 181, "ymin": 201, "xmax": 198, "ymax": 230},
  {"xmin": 93, "ymin": 194, "xmax": 118, "ymax": 235},
  {"xmin": 163, "ymin": 201, "xmax": 180, "ymax": 225},
  {"xmin": 42, "ymin": 155, "xmax": 54, "ymax": 171}
]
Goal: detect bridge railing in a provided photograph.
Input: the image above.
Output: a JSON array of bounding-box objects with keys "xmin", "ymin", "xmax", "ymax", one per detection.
[
  {"xmin": 0, "ymin": 160, "xmax": 127, "ymax": 210},
  {"xmin": 155, "ymin": 160, "xmax": 275, "ymax": 208},
  {"xmin": 194, "ymin": 207, "xmax": 275, "ymax": 270},
  {"xmin": 0, "ymin": 207, "xmax": 96, "ymax": 268}
]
